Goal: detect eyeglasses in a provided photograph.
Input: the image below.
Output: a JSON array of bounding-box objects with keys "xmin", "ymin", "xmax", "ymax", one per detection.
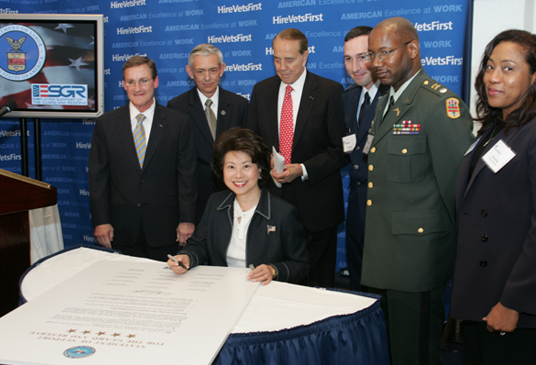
[
  {"xmin": 124, "ymin": 78, "xmax": 152, "ymax": 87},
  {"xmin": 369, "ymin": 40, "xmax": 414, "ymax": 61},
  {"xmin": 193, "ymin": 68, "xmax": 221, "ymax": 77},
  {"xmin": 345, "ymin": 53, "xmax": 372, "ymax": 64}
]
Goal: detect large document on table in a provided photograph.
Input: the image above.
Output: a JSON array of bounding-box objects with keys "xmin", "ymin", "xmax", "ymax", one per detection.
[{"xmin": 0, "ymin": 261, "xmax": 258, "ymax": 365}]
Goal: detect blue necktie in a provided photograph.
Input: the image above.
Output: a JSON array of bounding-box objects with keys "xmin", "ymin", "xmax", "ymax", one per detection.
[{"xmin": 357, "ymin": 92, "xmax": 371, "ymax": 131}]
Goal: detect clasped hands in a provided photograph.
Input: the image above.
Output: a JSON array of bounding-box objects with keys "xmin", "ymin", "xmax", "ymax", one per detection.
[{"xmin": 271, "ymin": 163, "xmax": 303, "ymax": 184}]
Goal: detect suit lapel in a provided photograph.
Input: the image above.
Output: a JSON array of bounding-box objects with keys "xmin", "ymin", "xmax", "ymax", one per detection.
[
  {"xmin": 347, "ymin": 87, "xmax": 361, "ymax": 136},
  {"xmin": 116, "ymin": 106, "xmax": 142, "ymax": 173},
  {"xmin": 267, "ymin": 80, "xmax": 280, "ymax": 148},
  {"xmin": 294, "ymin": 72, "xmax": 317, "ymax": 149},
  {"xmin": 143, "ymin": 104, "xmax": 166, "ymax": 169},
  {"xmin": 217, "ymin": 88, "xmax": 231, "ymax": 136},
  {"xmin": 189, "ymin": 89, "xmax": 214, "ymax": 144}
]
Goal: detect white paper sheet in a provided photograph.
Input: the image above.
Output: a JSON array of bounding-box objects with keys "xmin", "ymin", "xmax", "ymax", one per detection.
[
  {"xmin": 1, "ymin": 261, "xmax": 258, "ymax": 365},
  {"xmin": 232, "ymin": 282, "xmax": 377, "ymax": 333},
  {"xmin": 272, "ymin": 146, "xmax": 284, "ymax": 188},
  {"xmin": 20, "ymin": 248, "xmax": 379, "ymax": 335}
]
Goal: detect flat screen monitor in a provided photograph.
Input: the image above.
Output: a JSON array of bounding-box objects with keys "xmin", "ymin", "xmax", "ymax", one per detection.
[{"xmin": 0, "ymin": 13, "xmax": 104, "ymax": 119}]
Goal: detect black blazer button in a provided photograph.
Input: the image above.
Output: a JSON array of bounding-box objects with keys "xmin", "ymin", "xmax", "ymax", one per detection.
[
  {"xmin": 481, "ymin": 234, "xmax": 488, "ymax": 242},
  {"xmin": 480, "ymin": 260, "xmax": 487, "ymax": 267},
  {"xmin": 481, "ymin": 210, "xmax": 488, "ymax": 217}
]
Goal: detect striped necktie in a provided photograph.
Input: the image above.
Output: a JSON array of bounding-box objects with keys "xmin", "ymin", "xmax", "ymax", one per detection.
[
  {"xmin": 205, "ymin": 99, "xmax": 217, "ymax": 140},
  {"xmin": 133, "ymin": 113, "xmax": 147, "ymax": 167}
]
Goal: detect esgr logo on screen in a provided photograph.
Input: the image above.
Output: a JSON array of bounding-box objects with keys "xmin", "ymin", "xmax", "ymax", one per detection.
[{"xmin": 32, "ymin": 84, "xmax": 88, "ymax": 106}]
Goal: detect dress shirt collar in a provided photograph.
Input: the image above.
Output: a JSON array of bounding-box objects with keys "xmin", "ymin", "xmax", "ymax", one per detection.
[
  {"xmin": 217, "ymin": 188, "xmax": 271, "ymax": 220},
  {"xmin": 129, "ymin": 99, "xmax": 156, "ymax": 139},
  {"xmin": 279, "ymin": 68, "xmax": 307, "ymax": 95},
  {"xmin": 197, "ymin": 86, "xmax": 220, "ymax": 115},
  {"xmin": 129, "ymin": 98, "xmax": 156, "ymax": 120},
  {"xmin": 389, "ymin": 68, "xmax": 422, "ymax": 103},
  {"xmin": 360, "ymin": 79, "xmax": 381, "ymax": 105}
]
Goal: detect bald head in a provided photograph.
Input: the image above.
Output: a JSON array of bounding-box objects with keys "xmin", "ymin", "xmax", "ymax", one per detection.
[
  {"xmin": 375, "ymin": 17, "xmax": 419, "ymax": 44},
  {"xmin": 368, "ymin": 17, "xmax": 421, "ymax": 91}
]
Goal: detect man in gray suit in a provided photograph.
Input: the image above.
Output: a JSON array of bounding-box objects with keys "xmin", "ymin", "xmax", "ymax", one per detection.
[
  {"xmin": 89, "ymin": 56, "xmax": 197, "ymax": 260},
  {"xmin": 168, "ymin": 44, "xmax": 248, "ymax": 225}
]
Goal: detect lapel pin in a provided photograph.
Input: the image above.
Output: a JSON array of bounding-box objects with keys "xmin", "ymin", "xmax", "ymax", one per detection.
[
  {"xmin": 394, "ymin": 108, "xmax": 400, "ymax": 116},
  {"xmin": 267, "ymin": 225, "xmax": 276, "ymax": 234}
]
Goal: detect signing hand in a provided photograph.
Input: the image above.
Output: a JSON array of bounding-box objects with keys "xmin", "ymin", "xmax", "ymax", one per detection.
[{"xmin": 167, "ymin": 254, "xmax": 190, "ymax": 275}]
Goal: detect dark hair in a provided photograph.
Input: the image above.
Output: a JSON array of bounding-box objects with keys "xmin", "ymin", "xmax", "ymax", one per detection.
[
  {"xmin": 475, "ymin": 29, "xmax": 536, "ymax": 135},
  {"xmin": 273, "ymin": 28, "xmax": 308, "ymax": 54},
  {"xmin": 123, "ymin": 56, "xmax": 157, "ymax": 80},
  {"xmin": 212, "ymin": 127, "xmax": 271, "ymax": 187},
  {"xmin": 344, "ymin": 26, "xmax": 372, "ymax": 42}
]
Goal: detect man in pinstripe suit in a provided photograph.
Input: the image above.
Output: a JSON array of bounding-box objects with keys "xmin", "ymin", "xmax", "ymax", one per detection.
[{"xmin": 89, "ymin": 56, "xmax": 197, "ymax": 260}]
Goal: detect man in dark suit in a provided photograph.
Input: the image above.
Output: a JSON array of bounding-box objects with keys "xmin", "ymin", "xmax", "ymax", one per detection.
[
  {"xmin": 89, "ymin": 56, "xmax": 197, "ymax": 260},
  {"xmin": 167, "ymin": 44, "xmax": 248, "ymax": 225},
  {"xmin": 342, "ymin": 25, "xmax": 388, "ymax": 291},
  {"xmin": 362, "ymin": 17, "xmax": 473, "ymax": 364},
  {"xmin": 247, "ymin": 28, "xmax": 348, "ymax": 288}
]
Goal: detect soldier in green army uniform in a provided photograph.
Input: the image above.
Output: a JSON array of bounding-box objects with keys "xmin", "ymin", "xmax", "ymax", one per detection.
[{"xmin": 362, "ymin": 17, "xmax": 474, "ymax": 364}]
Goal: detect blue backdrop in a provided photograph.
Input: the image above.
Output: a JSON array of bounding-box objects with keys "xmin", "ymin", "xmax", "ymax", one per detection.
[{"xmin": 0, "ymin": 0, "xmax": 470, "ymax": 272}]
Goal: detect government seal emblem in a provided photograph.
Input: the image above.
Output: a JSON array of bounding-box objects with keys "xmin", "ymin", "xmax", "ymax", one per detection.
[
  {"xmin": 63, "ymin": 346, "xmax": 96, "ymax": 359},
  {"xmin": 0, "ymin": 24, "xmax": 46, "ymax": 81}
]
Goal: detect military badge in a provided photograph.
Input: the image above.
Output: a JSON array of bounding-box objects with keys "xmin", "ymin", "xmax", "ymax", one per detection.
[
  {"xmin": 393, "ymin": 120, "xmax": 420, "ymax": 135},
  {"xmin": 446, "ymin": 98, "xmax": 461, "ymax": 119}
]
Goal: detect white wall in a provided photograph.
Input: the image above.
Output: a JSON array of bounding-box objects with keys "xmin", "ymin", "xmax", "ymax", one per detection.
[{"xmin": 470, "ymin": 0, "xmax": 536, "ymax": 131}]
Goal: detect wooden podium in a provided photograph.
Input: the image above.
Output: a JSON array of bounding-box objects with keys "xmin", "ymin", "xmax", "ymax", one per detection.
[{"xmin": 0, "ymin": 169, "xmax": 57, "ymax": 317}]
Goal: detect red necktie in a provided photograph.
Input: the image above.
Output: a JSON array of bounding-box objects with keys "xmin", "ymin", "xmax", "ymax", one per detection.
[{"xmin": 280, "ymin": 85, "xmax": 294, "ymax": 165}]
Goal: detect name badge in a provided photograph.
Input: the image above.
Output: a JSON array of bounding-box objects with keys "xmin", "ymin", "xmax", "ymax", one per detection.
[
  {"xmin": 481, "ymin": 139, "xmax": 515, "ymax": 173},
  {"xmin": 362, "ymin": 134, "xmax": 375, "ymax": 155},
  {"xmin": 343, "ymin": 134, "xmax": 356, "ymax": 154}
]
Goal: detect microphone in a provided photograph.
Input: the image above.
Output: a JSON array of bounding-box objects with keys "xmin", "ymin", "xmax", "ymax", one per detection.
[{"xmin": 0, "ymin": 101, "xmax": 17, "ymax": 118}]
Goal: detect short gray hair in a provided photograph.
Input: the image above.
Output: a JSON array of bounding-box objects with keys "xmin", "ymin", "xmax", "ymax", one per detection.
[{"xmin": 188, "ymin": 43, "xmax": 224, "ymax": 69}]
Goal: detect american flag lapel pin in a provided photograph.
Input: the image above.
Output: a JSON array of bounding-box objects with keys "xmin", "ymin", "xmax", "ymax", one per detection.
[{"xmin": 267, "ymin": 225, "xmax": 276, "ymax": 234}]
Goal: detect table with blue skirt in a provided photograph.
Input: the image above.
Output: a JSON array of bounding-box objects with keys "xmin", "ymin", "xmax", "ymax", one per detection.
[{"xmin": 18, "ymin": 245, "xmax": 390, "ymax": 364}]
